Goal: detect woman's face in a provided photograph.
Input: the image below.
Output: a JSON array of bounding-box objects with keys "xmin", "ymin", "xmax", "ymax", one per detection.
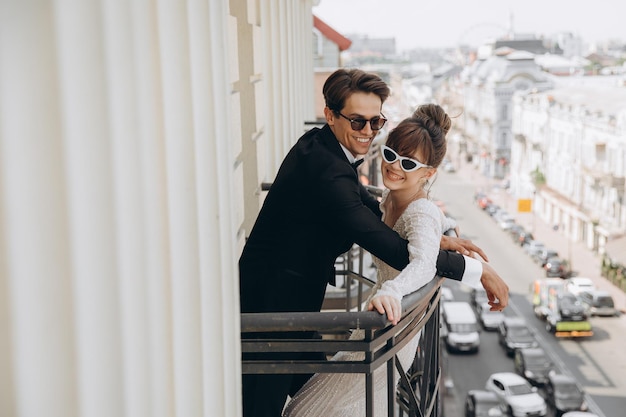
[{"xmin": 381, "ymin": 144, "xmax": 433, "ymax": 192}]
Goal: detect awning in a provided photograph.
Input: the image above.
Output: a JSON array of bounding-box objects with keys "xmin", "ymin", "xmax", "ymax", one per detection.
[{"xmin": 605, "ymin": 236, "xmax": 626, "ymax": 265}]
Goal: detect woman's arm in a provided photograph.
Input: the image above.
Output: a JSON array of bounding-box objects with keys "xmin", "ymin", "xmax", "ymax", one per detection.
[{"xmin": 368, "ymin": 200, "xmax": 442, "ymax": 321}]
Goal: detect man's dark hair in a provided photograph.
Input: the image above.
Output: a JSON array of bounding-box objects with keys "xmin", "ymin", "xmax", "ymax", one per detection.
[{"xmin": 322, "ymin": 68, "xmax": 390, "ymax": 112}]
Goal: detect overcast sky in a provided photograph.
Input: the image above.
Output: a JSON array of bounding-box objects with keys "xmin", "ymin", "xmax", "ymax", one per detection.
[{"xmin": 313, "ymin": 0, "xmax": 625, "ymax": 51}]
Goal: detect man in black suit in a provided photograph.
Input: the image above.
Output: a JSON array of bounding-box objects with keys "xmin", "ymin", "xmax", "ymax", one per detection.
[{"xmin": 239, "ymin": 68, "xmax": 508, "ymax": 417}]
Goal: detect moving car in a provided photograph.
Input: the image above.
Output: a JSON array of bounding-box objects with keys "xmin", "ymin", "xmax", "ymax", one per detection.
[
  {"xmin": 545, "ymin": 292, "xmax": 593, "ymax": 338},
  {"xmin": 498, "ymin": 317, "xmax": 538, "ymax": 356},
  {"xmin": 485, "ymin": 372, "xmax": 547, "ymax": 417},
  {"xmin": 564, "ymin": 277, "xmax": 596, "ymax": 296},
  {"xmin": 464, "ymin": 390, "xmax": 503, "ymax": 417},
  {"xmin": 579, "ymin": 290, "xmax": 618, "ymax": 317},
  {"xmin": 532, "ymin": 278, "xmax": 566, "ymax": 320},
  {"xmin": 544, "ymin": 373, "xmax": 588, "ymax": 415},
  {"xmin": 441, "ymin": 301, "xmax": 480, "ymax": 353},
  {"xmin": 513, "ymin": 347, "xmax": 554, "ymax": 386},
  {"xmin": 478, "ymin": 301, "xmax": 505, "ymax": 331}
]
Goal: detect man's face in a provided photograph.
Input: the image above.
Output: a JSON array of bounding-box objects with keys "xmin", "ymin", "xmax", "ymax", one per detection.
[{"xmin": 325, "ymin": 92, "xmax": 383, "ymax": 157}]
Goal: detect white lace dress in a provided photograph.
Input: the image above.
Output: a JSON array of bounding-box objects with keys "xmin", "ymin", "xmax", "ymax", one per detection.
[{"xmin": 282, "ymin": 190, "xmax": 456, "ymax": 417}]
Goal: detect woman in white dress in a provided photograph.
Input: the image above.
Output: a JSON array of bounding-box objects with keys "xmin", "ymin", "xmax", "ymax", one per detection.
[{"xmin": 282, "ymin": 103, "xmax": 467, "ymax": 417}]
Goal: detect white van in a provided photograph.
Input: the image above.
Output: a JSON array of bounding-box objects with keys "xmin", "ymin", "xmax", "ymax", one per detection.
[{"xmin": 441, "ymin": 301, "xmax": 480, "ymax": 353}]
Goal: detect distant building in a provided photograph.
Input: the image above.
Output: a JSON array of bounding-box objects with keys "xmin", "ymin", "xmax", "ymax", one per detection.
[
  {"xmin": 312, "ymin": 15, "xmax": 352, "ymax": 119},
  {"xmin": 549, "ymin": 32, "xmax": 584, "ymax": 58},
  {"xmin": 312, "ymin": 15, "xmax": 351, "ymax": 68},
  {"xmin": 460, "ymin": 48, "xmax": 553, "ymax": 178},
  {"xmin": 511, "ymin": 80, "xmax": 626, "ymax": 252},
  {"xmin": 494, "ymin": 37, "xmax": 550, "ymax": 55},
  {"xmin": 343, "ymin": 34, "xmax": 396, "ymax": 61},
  {"xmin": 534, "ymin": 54, "xmax": 589, "ymax": 76}
]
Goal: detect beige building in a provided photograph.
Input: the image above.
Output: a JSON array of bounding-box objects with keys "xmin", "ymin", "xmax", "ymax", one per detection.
[
  {"xmin": 0, "ymin": 1, "xmax": 319, "ymax": 416},
  {"xmin": 511, "ymin": 81, "xmax": 626, "ymax": 253}
]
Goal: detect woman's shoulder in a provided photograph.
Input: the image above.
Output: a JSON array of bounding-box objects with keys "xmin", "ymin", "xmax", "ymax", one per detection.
[
  {"xmin": 408, "ymin": 197, "xmax": 438, "ymax": 211},
  {"xmin": 405, "ymin": 198, "xmax": 444, "ymax": 219}
]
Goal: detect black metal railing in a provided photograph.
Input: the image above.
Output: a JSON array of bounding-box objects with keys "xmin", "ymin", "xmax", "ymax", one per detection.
[{"xmin": 241, "ymin": 270, "xmax": 444, "ymax": 417}]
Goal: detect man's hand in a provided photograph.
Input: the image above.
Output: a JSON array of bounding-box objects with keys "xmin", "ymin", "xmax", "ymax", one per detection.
[
  {"xmin": 368, "ymin": 295, "xmax": 402, "ymax": 325},
  {"xmin": 440, "ymin": 235, "xmax": 489, "ymax": 262},
  {"xmin": 480, "ymin": 262, "xmax": 509, "ymax": 311}
]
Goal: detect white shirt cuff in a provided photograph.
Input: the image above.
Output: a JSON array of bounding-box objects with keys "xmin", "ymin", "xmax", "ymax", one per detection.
[{"xmin": 461, "ymin": 256, "xmax": 483, "ymax": 289}]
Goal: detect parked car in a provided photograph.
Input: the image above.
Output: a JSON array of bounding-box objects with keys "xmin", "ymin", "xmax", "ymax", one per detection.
[
  {"xmin": 474, "ymin": 190, "xmax": 486, "ymax": 203},
  {"xmin": 492, "ymin": 210, "xmax": 511, "ymax": 224},
  {"xmin": 486, "ymin": 204, "xmax": 501, "ymax": 217},
  {"xmin": 498, "ymin": 217, "xmax": 516, "ymax": 231},
  {"xmin": 478, "ymin": 195, "xmax": 493, "ymax": 209},
  {"xmin": 523, "ymin": 240, "xmax": 545, "ymax": 259},
  {"xmin": 478, "ymin": 301, "xmax": 505, "ymax": 331},
  {"xmin": 544, "ymin": 373, "xmax": 588, "ymax": 415},
  {"xmin": 464, "ymin": 390, "xmax": 503, "ymax": 417},
  {"xmin": 516, "ymin": 230, "xmax": 535, "ymax": 247},
  {"xmin": 485, "ymin": 372, "xmax": 547, "ymax": 417},
  {"xmin": 508, "ymin": 224, "xmax": 524, "ymax": 240},
  {"xmin": 535, "ymin": 248, "xmax": 559, "ymax": 266},
  {"xmin": 579, "ymin": 290, "xmax": 618, "ymax": 317},
  {"xmin": 513, "ymin": 347, "xmax": 554, "ymax": 386},
  {"xmin": 498, "ymin": 317, "xmax": 538, "ymax": 356},
  {"xmin": 564, "ymin": 277, "xmax": 596, "ymax": 296},
  {"xmin": 544, "ymin": 257, "xmax": 571, "ymax": 278}
]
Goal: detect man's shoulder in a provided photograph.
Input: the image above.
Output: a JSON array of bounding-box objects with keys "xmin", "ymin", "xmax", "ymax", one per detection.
[{"xmin": 295, "ymin": 126, "xmax": 344, "ymax": 163}]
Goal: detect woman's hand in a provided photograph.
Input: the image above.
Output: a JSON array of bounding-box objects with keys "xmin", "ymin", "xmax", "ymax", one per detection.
[{"xmin": 368, "ymin": 295, "xmax": 402, "ymax": 325}]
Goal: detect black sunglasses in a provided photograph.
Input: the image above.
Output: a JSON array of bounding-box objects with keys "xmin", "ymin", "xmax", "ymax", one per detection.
[{"xmin": 334, "ymin": 111, "xmax": 387, "ymax": 131}]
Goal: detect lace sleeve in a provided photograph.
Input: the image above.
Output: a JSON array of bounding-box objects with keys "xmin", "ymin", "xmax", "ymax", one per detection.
[
  {"xmin": 442, "ymin": 216, "xmax": 456, "ymax": 233},
  {"xmin": 372, "ymin": 199, "xmax": 443, "ymax": 301}
]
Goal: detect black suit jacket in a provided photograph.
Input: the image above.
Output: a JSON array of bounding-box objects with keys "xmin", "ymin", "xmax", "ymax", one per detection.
[{"xmin": 239, "ymin": 125, "xmax": 465, "ymax": 314}]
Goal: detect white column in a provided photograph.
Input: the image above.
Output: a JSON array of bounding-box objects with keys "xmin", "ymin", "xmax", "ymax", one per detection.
[
  {"xmin": 187, "ymin": 0, "xmax": 242, "ymax": 414},
  {"xmin": 156, "ymin": 1, "xmax": 203, "ymax": 416},
  {"xmin": 297, "ymin": 2, "xmax": 312, "ymax": 122},
  {"xmin": 131, "ymin": 0, "xmax": 175, "ymax": 415},
  {"xmin": 263, "ymin": 0, "xmax": 287, "ymax": 171},
  {"xmin": 53, "ymin": 1, "xmax": 124, "ymax": 416},
  {"xmin": 102, "ymin": 1, "xmax": 152, "ymax": 417},
  {"xmin": 0, "ymin": 1, "xmax": 78, "ymax": 417}
]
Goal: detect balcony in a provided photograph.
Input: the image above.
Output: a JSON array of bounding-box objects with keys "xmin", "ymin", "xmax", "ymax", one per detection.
[{"xmin": 240, "ymin": 245, "xmax": 445, "ymax": 417}]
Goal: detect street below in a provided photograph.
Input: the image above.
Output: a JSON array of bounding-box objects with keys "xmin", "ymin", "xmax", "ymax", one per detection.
[{"xmin": 433, "ymin": 165, "xmax": 626, "ymax": 417}]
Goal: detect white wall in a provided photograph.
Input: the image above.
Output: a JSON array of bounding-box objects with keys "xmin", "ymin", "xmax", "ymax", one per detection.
[{"xmin": 0, "ymin": 1, "xmax": 315, "ymax": 416}]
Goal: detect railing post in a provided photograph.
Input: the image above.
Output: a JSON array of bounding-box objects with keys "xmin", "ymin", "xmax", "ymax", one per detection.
[{"xmin": 364, "ymin": 329, "xmax": 375, "ymax": 417}]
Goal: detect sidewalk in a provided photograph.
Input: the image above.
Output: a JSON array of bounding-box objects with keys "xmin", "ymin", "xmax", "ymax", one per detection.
[{"xmin": 459, "ymin": 160, "xmax": 626, "ymax": 314}]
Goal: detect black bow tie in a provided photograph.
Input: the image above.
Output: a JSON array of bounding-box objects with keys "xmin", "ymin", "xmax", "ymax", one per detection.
[{"xmin": 351, "ymin": 159, "xmax": 364, "ymax": 169}]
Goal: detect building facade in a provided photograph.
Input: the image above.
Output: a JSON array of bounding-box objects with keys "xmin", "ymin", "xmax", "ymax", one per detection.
[
  {"xmin": 461, "ymin": 48, "xmax": 553, "ymax": 179},
  {"xmin": 511, "ymin": 82, "xmax": 626, "ymax": 253}
]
